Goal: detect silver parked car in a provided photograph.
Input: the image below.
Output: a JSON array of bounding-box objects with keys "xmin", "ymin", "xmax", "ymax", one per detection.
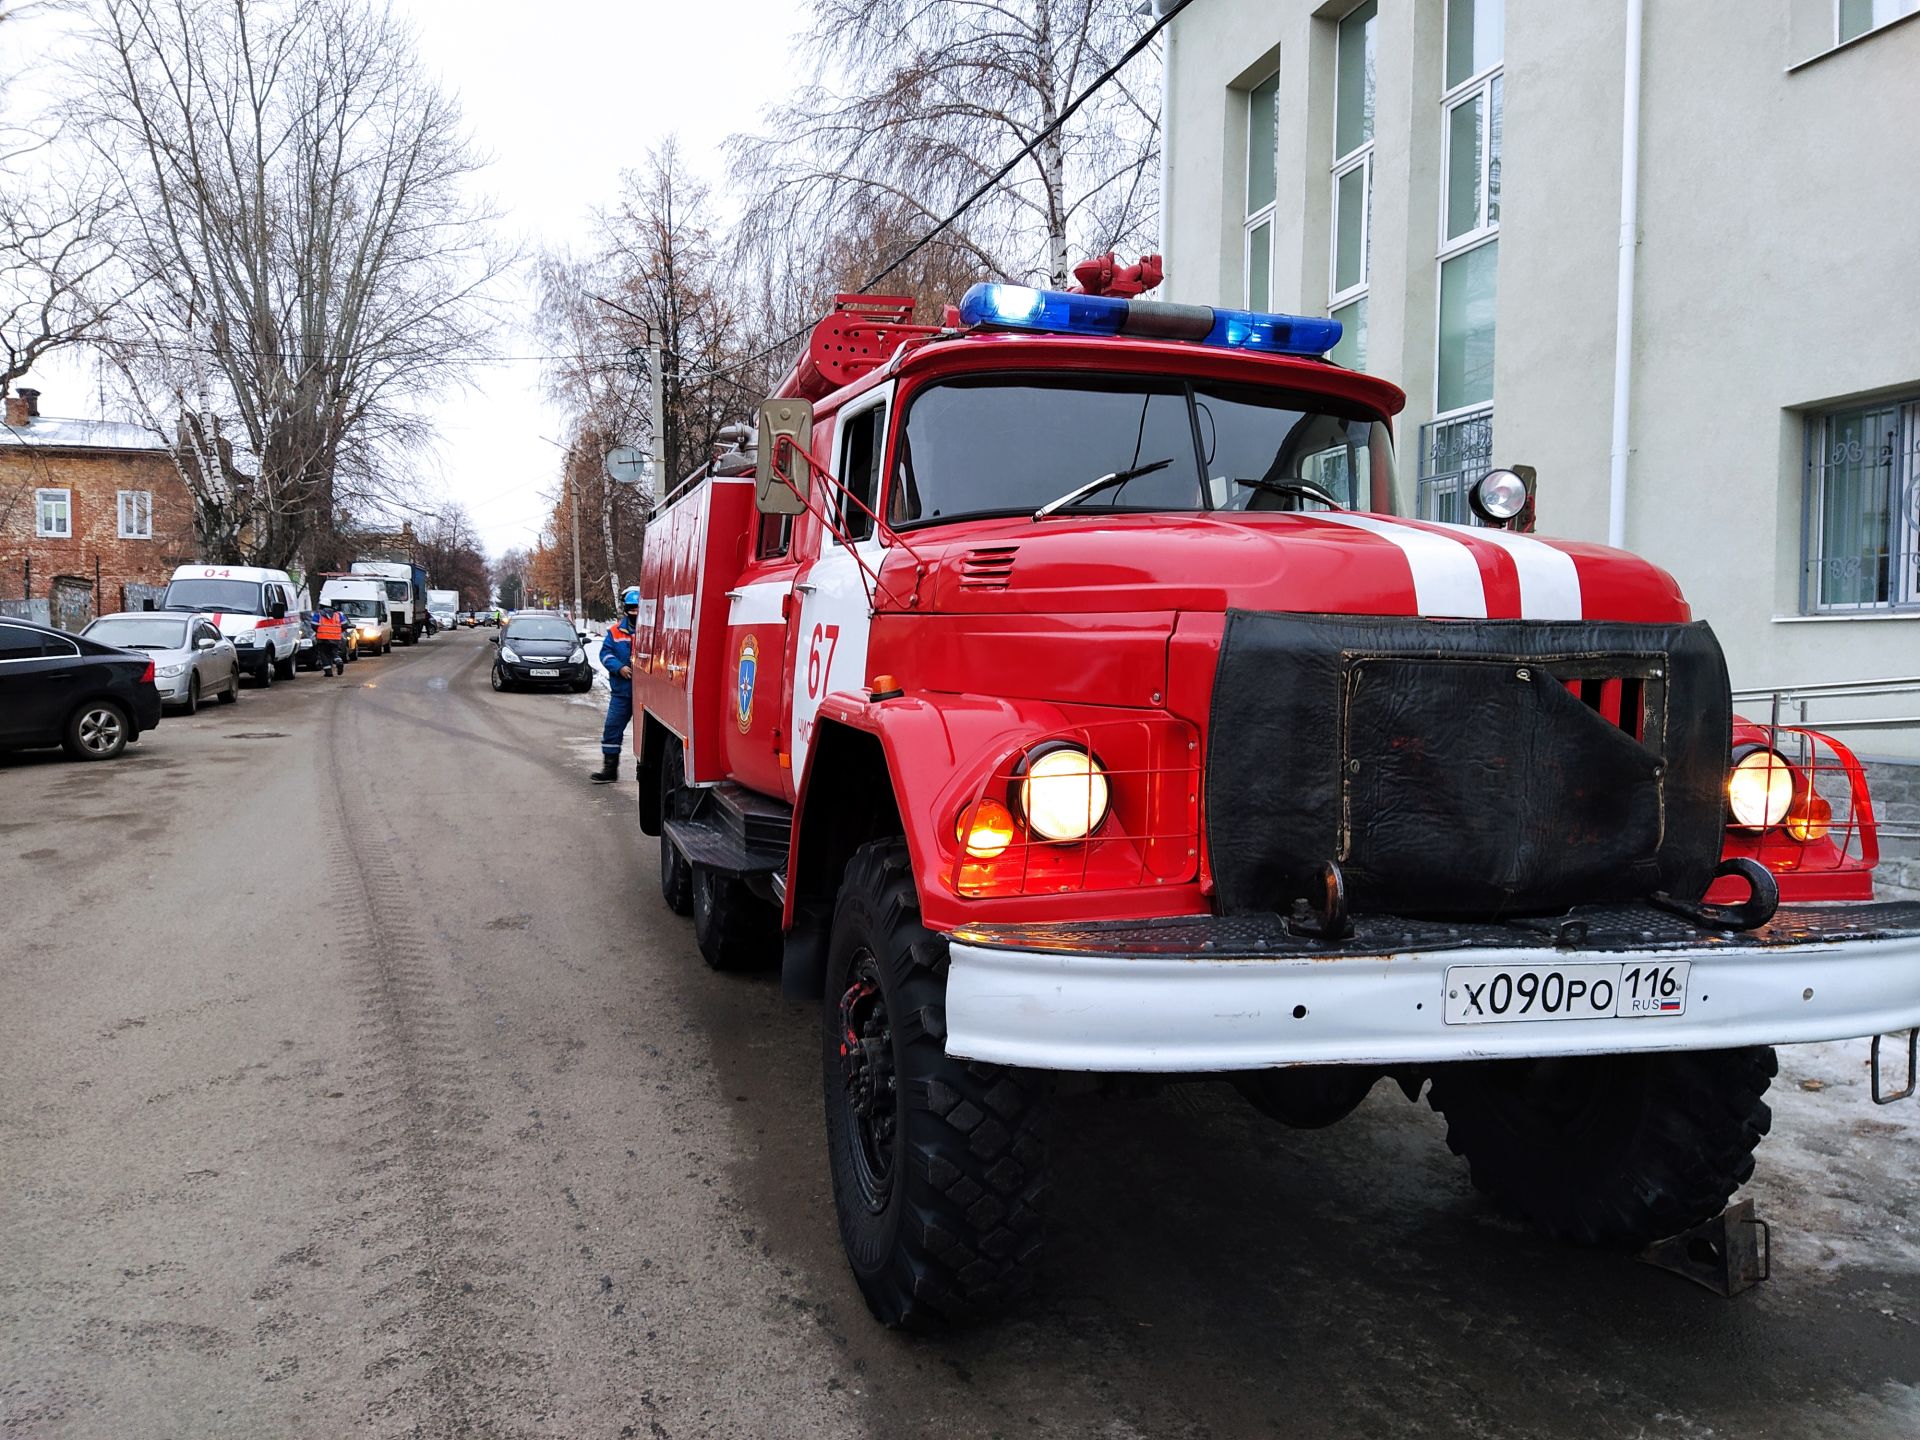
[{"xmin": 82, "ymin": 611, "xmax": 241, "ymax": 714}]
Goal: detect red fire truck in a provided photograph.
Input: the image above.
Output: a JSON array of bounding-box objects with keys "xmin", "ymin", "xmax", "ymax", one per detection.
[{"xmin": 631, "ymin": 284, "xmax": 1920, "ymax": 1329}]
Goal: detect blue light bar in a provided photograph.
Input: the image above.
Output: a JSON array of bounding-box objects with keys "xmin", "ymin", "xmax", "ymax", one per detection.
[{"xmin": 957, "ymin": 283, "xmax": 1342, "ymax": 357}]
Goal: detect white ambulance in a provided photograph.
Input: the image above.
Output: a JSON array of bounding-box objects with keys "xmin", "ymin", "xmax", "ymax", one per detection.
[{"xmin": 159, "ymin": 564, "xmax": 305, "ymax": 685}]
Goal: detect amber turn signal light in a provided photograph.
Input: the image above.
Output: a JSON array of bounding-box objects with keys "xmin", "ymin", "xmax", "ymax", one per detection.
[
  {"xmin": 1787, "ymin": 794, "xmax": 1832, "ymax": 843},
  {"xmin": 957, "ymin": 799, "xmax": 1017, "ymax": 858}
]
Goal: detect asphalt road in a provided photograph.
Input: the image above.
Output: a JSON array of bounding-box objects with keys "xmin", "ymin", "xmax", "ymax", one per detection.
[{"xmin": 3, "ymin": 628, "xmax": 1918, "ymax": 1439}]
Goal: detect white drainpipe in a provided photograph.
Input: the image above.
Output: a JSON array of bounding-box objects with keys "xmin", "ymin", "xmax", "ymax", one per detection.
[
  {"xmin": 1156, "ymin": 0, "xmax": 1177, "ymax": 280},
  {"xmin": 1606, "ymin": 0, "xmax": 1645, "ymax": 549}
]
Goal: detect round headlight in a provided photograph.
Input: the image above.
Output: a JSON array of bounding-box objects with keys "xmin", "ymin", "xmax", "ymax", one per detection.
[
  {"xmin": 1728, "ymin": 747, "xmax": 1796, "ymax": 830},
  {"xmin": 1470, "ymin": 468, "xmax": 1530, "ymax": 523},
  {"xmin": 1016, "ymin": 744, "xmax": 1110, "ymax": 842}
]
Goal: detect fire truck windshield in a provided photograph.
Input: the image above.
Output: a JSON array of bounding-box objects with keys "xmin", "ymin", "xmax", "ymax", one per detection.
[{"xmin": 888, "ymin": 374, "xmax": 1399, "ymax": 527}]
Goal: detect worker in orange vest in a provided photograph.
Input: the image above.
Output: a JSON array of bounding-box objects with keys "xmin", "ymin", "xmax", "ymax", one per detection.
[{"xmin": 314, "ymin": 606, "xmax": 346, "ymax": 677}]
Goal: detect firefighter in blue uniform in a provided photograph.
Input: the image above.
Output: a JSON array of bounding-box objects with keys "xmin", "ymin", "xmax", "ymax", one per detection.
[{"xmin": 590, "ymin": 587, "xmax": 640, "ymax": 783}]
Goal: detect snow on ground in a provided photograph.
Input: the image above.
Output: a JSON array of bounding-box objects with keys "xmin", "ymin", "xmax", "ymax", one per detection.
[{"xmin": 1748, "ymin": 1035, "xmax": 1920, "ymax": 1277}]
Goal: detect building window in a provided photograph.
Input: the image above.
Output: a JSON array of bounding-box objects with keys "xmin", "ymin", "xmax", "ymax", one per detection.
[
  {"xmin": 1839, "ymin": 0, "xmax": 1919, "ymax": 43},
  {"xmin": 118, "ymin": 489, "xmax": 153, "ymax": 539},
  {"xmin": 1420, "ymin": 0, "xmax": 1503, "ymax": 519},
  {"xmin": 1243, "ymin": 71, "xmax": 1278, "ymax": 310},
  {"xmin": 35, "ymin": 488, "xmax": 71, "ymax": 538},
  {"xmin": 1328, "ymin": 1, "xmax": 1376, "ymax": 371},
  {"xmin": 1804, "ymin": 395, "xmax": 1920, "ymax": 612}
]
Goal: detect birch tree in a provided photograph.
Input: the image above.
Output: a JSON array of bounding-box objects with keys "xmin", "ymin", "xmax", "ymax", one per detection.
[{"xmin": 65, "ymin": 0, "xmax": 509, "ymax": 572}]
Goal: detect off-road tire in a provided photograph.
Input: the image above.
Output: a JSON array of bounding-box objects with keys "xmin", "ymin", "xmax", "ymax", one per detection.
[
  {"xmin": 823, "ymin": 839, "xmax": 1047, "ymax": 1330},
  {"xmin": 691, "ymin": 864, "xmax": 780, "ymax": 970},
  {"xmin": 1427, "ymin": 1046, "xmax": 1777, "ymax": 1248},
  {"xmin": 658, "ymin": 739, "xmax": 694, "ymax": 916}
]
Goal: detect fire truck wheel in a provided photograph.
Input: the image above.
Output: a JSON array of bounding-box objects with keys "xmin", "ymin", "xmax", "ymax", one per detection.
[
  {"xmin": 658, "ymin": 740, "xmax": 694, "ymax": 916},
  {"xmin": 1426, "ymin": 1046, "xmax": 1777, "ymax": 1248},
  {"xmin": 822, "ymin": 839, "xmax": 1047, "ymax": 1330},
  {"xmin": 691, "ymin": 866, "xmax": 780, "ymax": 970}
]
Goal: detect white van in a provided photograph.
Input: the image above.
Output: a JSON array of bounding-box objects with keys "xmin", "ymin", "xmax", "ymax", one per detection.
[
  {"xmin": 318, "ymin": 575, "xmax": 394, "ymax": 655},
  {"xmin": 160, "ymin": 564, "xmax": 304, "ymax": 685}
]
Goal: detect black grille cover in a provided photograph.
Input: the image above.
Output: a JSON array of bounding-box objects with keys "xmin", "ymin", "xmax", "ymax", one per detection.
[{"xmin": 1204, "ymin": 613, "xmax": 1731, "ymax": 918}]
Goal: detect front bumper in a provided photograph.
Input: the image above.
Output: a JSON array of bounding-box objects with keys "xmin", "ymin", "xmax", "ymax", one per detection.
[
  {"xmin": 500, "ymin": 658, "xmax": 590, "ymax": 685},
  {"xmin": 943, "ymin": 902, "xmax": 1920, "ymax": 1072},
  {"xmin": 155, "ymin": 672, "xmax": 192, "ymax": 702}
]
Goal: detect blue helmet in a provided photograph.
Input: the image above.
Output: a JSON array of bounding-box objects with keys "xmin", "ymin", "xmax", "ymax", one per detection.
[{"xmin": 621, "ymin": 586, "xmax": 640, "ymax": 607}]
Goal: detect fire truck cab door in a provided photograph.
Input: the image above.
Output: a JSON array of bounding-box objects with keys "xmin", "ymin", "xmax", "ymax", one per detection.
[{"xmin": 790, "ymin": 380, "xmax": 891, "ymax": 784}]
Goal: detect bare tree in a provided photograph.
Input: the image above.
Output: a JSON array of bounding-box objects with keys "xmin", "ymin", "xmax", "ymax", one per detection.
[
  {"xmin": 576, "ymin": 138, "xmax": 764, "ymax": 495},
  {"xmin": 532, "ymin": 250, "xmax": 654, "ymax": 603},
  {"xmin": 731, "ymin": 0, "xmax": 1160, "ymax": 293},
  {"xmin": 64, "ymin": 0, "xmax": 510, "ymax": 573},
  {"xmin": 1, "ymin": 1, "xmax": 126, "ymax": 398}
]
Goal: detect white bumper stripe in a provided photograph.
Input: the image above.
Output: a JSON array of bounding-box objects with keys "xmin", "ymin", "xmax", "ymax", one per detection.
[
  {"xmin": 943, "ymin": 935, "xmax": 1920, "ymax": 1072},
  {"xmin": 1314, "ymin": 513, "xmax": 1488, "ymax": 618},
  {"xmin": 1449, "ymin": 525, "xmax": 1585, "ymax": 620}
]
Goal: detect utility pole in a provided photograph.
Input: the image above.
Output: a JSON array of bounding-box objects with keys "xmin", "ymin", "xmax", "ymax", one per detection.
[
  {"xmin": 649, "ymin": 334, "xmax": 666, "ymax": 496},
  {"xmin": 569, "ymin": 444, "xmax": 584, "ymax": 622}
]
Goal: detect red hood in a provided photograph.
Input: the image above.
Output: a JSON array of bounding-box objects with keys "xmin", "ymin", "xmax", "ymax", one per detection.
[{"xmin": 896, "ymin": 512, "xmax": 1690, "ymax": 623}]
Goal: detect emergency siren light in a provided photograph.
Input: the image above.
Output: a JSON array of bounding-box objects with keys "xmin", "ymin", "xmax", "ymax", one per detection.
[{"xmin": 957, "ymin": 283, "xmax": 1343, "ymax": 357}]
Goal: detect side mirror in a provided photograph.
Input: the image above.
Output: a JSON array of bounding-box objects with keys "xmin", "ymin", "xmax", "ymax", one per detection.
[
  {"xmin": 755, "ymin": 398, "xmax": 813, "ymax": 516},
  {"xmin": 142, "ymin": 598, "xmax": 156, "ymax": 612},
  {"xmin": 269, "ymin": 601, "xmax": 287, "ymax": 619},
  {"xmin": 196, "ymin": 636, "xmax": 217, "ymax": 650}
]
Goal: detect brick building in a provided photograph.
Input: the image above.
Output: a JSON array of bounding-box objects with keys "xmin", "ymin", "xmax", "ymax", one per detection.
[{"xmin": 0, "ymin": 388, "xmax": 199, "ymax": 629}]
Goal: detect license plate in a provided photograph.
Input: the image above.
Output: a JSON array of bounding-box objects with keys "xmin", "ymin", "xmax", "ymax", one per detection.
[
  {"xmin": 1443, "ymin": 961, "xmax": 1690, "ymax": 1025},
  {"xmin": 530, "ymin": 667, "xmax": 559, "ymax": 677}
]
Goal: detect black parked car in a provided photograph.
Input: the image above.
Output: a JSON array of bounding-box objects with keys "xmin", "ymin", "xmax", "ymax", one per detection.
[
  {"xmin": 0, "ymin": 617, "xmax": 163, "ymax": 761},
  {"xmin": 490, "ymin": 612, "xmax": 593, "ymax": 693}
]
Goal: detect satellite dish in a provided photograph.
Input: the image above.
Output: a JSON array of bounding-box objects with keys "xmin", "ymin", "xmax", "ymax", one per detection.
[{"xmin": 605, "ymin": 446, "xmax": 651, "ymax": 486}]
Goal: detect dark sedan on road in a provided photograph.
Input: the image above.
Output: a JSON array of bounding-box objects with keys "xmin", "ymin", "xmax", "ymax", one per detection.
[
  {"xmin": 491, "ymin": 612, "xmax": 593, "ymax": 693},
  {"xmin": 0, "ymin": 617, "xmax": 163, "ymax": 760}
]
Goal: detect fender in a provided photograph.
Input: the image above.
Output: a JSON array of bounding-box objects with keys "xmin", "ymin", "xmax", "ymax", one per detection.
[{"xmin": 784, "ymin": 690, "xmax": 1210, "ymax": 939}]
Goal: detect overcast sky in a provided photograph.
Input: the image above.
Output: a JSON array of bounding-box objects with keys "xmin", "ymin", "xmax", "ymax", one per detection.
[{"xmin": 8, "ymin": 0, "xmax": 806, "ymax": 558}]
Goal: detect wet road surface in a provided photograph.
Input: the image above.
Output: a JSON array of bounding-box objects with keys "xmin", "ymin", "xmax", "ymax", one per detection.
[{"xmin": 3, "ymin": 629, "xmax": 1918, "ymax": 1437}]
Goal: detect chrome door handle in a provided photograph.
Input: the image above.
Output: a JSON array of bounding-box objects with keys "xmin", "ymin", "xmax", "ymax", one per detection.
[
  {"xmin": 724, "ymin": 590, "xmax": 744, "ymax": 601},
  {"xmin": 794, "ymin": 583, "xmax": 818, "ymax": 595}
]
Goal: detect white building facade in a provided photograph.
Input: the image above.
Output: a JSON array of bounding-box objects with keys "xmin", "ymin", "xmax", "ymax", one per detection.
[{"xmin": 1159, "ymin": 0, "xmax": 1920, "ymax": 699}]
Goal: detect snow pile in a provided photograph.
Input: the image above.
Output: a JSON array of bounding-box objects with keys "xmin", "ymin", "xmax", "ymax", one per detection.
[{"xmin": 1748, "ymin": 1036, "xmax": 1920, "ymax": 1276}]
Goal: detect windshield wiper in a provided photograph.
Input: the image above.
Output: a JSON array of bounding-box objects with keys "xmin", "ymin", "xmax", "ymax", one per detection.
[
  {"xmin": 1033, "ymin": 458, "xmax": 1174, "ymax": 520},
  {"xmin": 1234, "ymin": 477, "xmax": 1342, "ymax": 508}
]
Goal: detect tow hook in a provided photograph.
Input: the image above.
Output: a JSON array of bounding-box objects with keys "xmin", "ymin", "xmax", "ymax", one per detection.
[
  {"xmin": 1872, "ymin": 1028, "xmax": 1919, "ymax": 1104},
  {"xmin": 1286, "ymin": 860, "xmax": 1352, "ymax": 942},
  {"xmin": 1650, "ymin": 857, "xmax": 1780, "ymax": 932}
]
